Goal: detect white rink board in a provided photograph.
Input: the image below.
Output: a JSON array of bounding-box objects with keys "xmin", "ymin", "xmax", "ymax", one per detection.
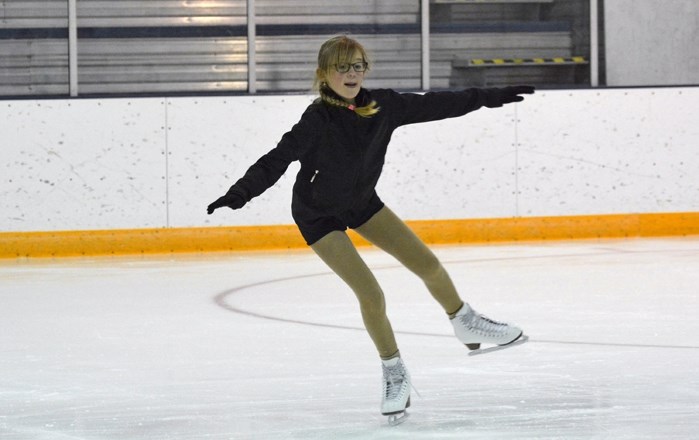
[
  {"xmin": 1, "ymin": 87, "xmax": 698, "ymax": 232},
  {"xmin": 1, "ymin": 99, "xmax": 168, "ymax": 231},
  {"xmin": 517, "ymin": 88, "xmax": 699, "ymax": 216}
]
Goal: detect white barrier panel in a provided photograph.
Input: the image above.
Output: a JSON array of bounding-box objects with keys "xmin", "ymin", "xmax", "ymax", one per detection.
[
  {"xmin": 2, "ymin": 88, "xmax": 698, "ymax": 233},
  {"xmin": 2, "ymin": 99, "xmax": 168, "ymax": 231},
  {"xmin": 518, "ymin": 88, "xmax": 699, "ymax": 216}
]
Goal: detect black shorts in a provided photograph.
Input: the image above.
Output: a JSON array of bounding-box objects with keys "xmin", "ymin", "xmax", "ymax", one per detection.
[{"xmin": 294, "ymin": 193, "xmax": 385, "ymax": 246}]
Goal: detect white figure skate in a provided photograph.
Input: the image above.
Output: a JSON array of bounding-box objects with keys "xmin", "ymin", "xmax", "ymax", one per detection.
[
  {"xmin": 450, "ymin": 303, "xmax": 527, "ymax": 356},
  {"xmin": 381, "ymin": 357, "xmax": 411, "ymax": 425}
]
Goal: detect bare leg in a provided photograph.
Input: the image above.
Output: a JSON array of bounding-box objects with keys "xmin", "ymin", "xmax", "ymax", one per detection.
[
  {"xmin": 310, "ymin": 230, "xmax": 399, "ymax": 359},
  {"xmin": 355, "ymin": 206, "xmax": 464, "ymax": 315}
]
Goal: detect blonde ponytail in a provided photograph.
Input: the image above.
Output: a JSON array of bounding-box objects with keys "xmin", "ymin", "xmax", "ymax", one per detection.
[{"xmin": 318, "ymin": 86, "xmax": 380, "ymax": 118}]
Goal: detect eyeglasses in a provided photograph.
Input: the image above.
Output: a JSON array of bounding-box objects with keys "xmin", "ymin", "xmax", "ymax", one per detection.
[{"xmin": 334, "ymin": 61, "xmax": 368, "ymax": 73}]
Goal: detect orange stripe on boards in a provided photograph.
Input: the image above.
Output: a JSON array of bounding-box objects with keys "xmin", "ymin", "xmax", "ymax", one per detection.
[
  {"xmin": 409, "ymin": 213, "xmax": 699, "ymax": 244},
  {"xmin": 0, "ymin": 225, "xmax": 306, "ymax": 258},
  {"xmin": 1, "ymin": 212, "xmax": 698, "ymax": 259},
  {"xmin": 638, "ymin": 212, "xmax": 699, "ymax": 237}
]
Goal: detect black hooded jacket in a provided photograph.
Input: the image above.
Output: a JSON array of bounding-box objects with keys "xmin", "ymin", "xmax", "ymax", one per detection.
[{"xmin": 227, "ymin": 87, "xmax": 498, "ymax": 222}]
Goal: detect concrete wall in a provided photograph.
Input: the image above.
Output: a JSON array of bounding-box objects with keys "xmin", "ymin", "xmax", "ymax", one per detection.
[
  {"xmin": 2, "ymin": 87, "xmax": 698, "ymax": 233},
  {"xmin": 604, "ymin": 0, "xmax": 699, "ymax": 86}
]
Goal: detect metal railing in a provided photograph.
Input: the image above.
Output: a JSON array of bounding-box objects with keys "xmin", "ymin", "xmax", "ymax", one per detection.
[{"xmin": 0, "ymin": 0, "xmax": 596, "ymax": 98}]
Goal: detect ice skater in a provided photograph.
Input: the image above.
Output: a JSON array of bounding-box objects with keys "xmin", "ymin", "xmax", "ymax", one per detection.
[{"xmin": 207, "ymin": 35, "xmax": 532, "ymax": 424}]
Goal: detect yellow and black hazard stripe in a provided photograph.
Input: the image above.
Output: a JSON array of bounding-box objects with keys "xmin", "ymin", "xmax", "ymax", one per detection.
[{"xmin": 469, "ymin": 56, "xmax": 587, "ymax": 66}]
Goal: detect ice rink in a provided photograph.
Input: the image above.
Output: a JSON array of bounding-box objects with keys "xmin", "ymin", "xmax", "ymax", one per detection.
[{"xmin": 2, "ymin": 237, "xmax": 699, "ymax": 439}]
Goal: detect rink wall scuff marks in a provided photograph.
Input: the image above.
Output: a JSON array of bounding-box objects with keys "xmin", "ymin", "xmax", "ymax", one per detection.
[{"xmin": 1, "ymin": 87, "xmax": 698, "ymax": 257}]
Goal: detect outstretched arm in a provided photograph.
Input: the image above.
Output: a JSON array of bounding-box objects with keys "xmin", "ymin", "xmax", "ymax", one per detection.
[
  {"xmin": 393, "ymin": 86, "xmax": 535, "ymax": 126},
  {"xmin": 207, "ymin": 107, "xmax": 322, "ymax": 215},
  {"xmin": 206, "ymin": 146, "xmax": 293, "ymax": 214},
  {"xmin": 482, "ymin": 85, "xmax": 535, "ymax": 107}
]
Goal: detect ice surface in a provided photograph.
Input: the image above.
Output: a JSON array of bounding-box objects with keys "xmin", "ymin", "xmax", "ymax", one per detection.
[{"xmin": 1, "ymin": 238, "xmax": 698, "ymax": 439}]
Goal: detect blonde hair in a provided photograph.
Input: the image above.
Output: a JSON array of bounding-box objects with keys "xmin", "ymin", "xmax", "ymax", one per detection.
[{"xmin": 313, "ymin": 36, "xmax": 380, "ymax": 118}]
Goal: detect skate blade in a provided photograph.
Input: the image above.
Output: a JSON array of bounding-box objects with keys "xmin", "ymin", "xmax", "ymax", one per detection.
[
  {"xmin": 468, "ymin": 334, "xmax": 529, "ymax": 357},
  {"xmin": 387, "ymin": 411, "xmax": 409, "ymax": 426}
]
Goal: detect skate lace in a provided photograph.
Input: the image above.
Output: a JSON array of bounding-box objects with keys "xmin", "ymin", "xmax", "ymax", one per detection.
[
  {"xmin": 382, "ymin": 364, "xmax": 407, "ymax": 400},
  {"xmin": 462, "ymin": 312, "xmax": 509, "ymax": 337}
]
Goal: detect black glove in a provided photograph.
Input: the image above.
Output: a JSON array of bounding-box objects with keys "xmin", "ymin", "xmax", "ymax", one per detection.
[
  {"xmin": 207, "ymin": 190, "xmax": 246, "ymax": 215},
  {"xmin": 485, "ymin": 86, "xmax": 535, "ymax": 108}
]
